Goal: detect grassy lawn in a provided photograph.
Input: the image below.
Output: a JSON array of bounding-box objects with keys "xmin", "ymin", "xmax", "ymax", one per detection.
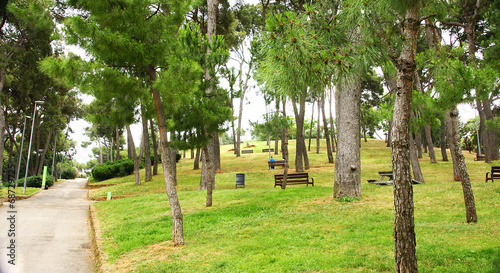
[
  {"xmin": 91, "ymin": 139, "xmax": 500, "ymax": 272},
  {"xmin": 1, "ymin": 185, "xmax": 41, "ymax": 199}
]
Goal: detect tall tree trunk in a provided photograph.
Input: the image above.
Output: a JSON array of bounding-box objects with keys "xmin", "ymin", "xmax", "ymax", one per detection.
[
  {"xmin": 194, "ymin": 148, "xmax": 200, "ymax": 170},
  {"xmin": 360, "ymin": 110, "xmax": 368, "ymax": 142},
  {"xmin": 127, "ymin": 125, "xmax": 141, "ymax": 186},
  {"xmin": 98, "ymin": 138, "xmax": 103, "ymax": 164},
  {"xmin": 329, "ymin": 86, "xmax": 336, "ymax": 153},
  {"xmin": 292, "ymin": 89, "xmax": 309, "ymax": 172},
  {"xmin": 446, "ymin": 111, "xmax": 461, "ymax": 181},
  {"xmin": 409, "ymin": 112, "xmax": 424, "ymax": 183},
  {"xmin": 33, "ymin": 114, "xmax": 41, "ymax": 176},
  {"xmin": 316, "ymin": 99, "xmax": 320, "ymax": 154},
  {"xmin": 199, "ymin": 150, "xmax": 207, "ymax": 190},
  {"xmin": 449, "ymin": 105, "xmax": 477, "ymax": 223},
  {"xmin": 0, "ymin": 68, "xmax": 6, "ymax": 182},
  {"xmin": 150, "ymin": 119, "xmax": 158, "ymax": 176},
  {"xmin": 334, "ymin": 74, "xmax": 361, "ymax": 198},
  {"xmin": 409, "ymin": 133, "xmax": 424, "ymax": 183},
  {"xmin": 415, "ymin": 128, "xmax": 423, "ymax": 159},
  {"xmin": 281, "ymin": 99, "xmax": 290, "ymax": 190},
  {"xmin": 320, "ymin": 96, "xmax": 334, "ymax": 163},
  {"xmin": 476, "ymin": 99, "xmax": 490, "ymax": 162},
  {"xmin": 37, "ymin": 127, "xmax": 53, "ymax": 175},
  {"xmin": 115, "ymin": 125, "xmax": 121, "ymax": 161},
  {"xmin": 275, "ymin": 98, "xmax": 280, "ymax": 155},
  {"xmin": 281, "ymin": 97, "xmax": 289, "ymax": 162},
  {"xmin": 149, "ymin": 65, "xmax": 184, "ymax": 246},
  {"xmin": 142, "ymin": 105, "xmax": 152, "ymax": 182},
  {"xmin": 440, "ymin": 117, "xmax": 448, "ymax": 161},
  {"xmin": 213, "ymin": 132, "xmax": 221, "ymax": 172},
  {"xmin": 203, "ymin": 144, "xmax": 215, "ymax": 207},
  {"xmin": 423, "ymin": 124, "xmax": 437, "ymax": 163},
  {"xmin": 236, "ymin": 49, "xmax": 252, "ymax": 158},
  {"xmin": 391, "ymin": 5, "xmax": 420, "ymax": 273},
  {"xmin": 483, "ymin": 99, "xmax": 500, "ymax": 160},
  {"xmin": 201, "ymin": 0, "xmax": 218, "ymax": 208},
  {"xmin": 308, "ymin": 101, "xmax": 314, "ymax": 152}
]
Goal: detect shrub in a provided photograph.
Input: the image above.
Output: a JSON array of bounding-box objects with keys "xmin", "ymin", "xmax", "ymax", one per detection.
[
  {"xmin": 61, "ymin": 167, "xmax": 78, "ymax": 179},
  {"xmin": 25, "ymin": 175, "xmax": 55, "ymax": 188},
  {"xmin": 92, "ymin": 159, "xmax": 134, "ymax": 182}
]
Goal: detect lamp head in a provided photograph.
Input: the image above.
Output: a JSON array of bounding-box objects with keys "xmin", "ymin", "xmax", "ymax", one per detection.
[{"xmin": 35, "ymin": 101, "xmax": 45, "ymax": 104}]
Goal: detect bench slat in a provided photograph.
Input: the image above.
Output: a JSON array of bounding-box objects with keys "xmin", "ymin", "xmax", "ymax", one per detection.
[{"xmin": 274, "ymin": 172, "xmax": 314, "ymax": 187}]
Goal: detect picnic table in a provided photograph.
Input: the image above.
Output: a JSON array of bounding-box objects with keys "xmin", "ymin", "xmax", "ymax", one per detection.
[{"xmin": 368, "ymin": 171, "xmax": 422, "ymax": 185}]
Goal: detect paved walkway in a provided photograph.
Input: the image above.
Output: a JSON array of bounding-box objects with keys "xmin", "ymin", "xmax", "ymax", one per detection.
[{"xmin": 0, "ymin": 178, "xmax": 94, "ymax": 273}]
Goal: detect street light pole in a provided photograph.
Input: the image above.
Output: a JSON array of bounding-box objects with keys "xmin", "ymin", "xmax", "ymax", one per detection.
[
  {"xmin": 23, "ymin": 101, "xmax": 44, "ymax": 195},
  {"xmin": 15, "ymin": 115, "xmax": 31, "ymax": 187}
]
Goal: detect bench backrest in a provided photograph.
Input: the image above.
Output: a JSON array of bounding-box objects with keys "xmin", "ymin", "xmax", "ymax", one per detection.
[
  {"xmin": 268, "ymin": 160, "xmax": 286, "ymax": 164},
  {"xmin": 275, "ymin": 172, "xmax": 309, "ymax": 180},
  {"xmin": 491, "ymin": 166, "xmax": 500, "ymax": 173}
]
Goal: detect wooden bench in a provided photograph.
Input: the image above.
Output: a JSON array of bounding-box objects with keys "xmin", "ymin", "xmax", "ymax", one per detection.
[
  {"xmin": 268, "ymin": 160, "xmax": 286, "ymax": 169},
  {"xmin": 274, "ymin": 172, "xmax": 314, "ymax": 187},
  {"xmin": 241, "ymin": 150, "xmax": 253, "ymax": 154},
  {"xmin": 475, "ymin": 155, "xmax": 486, "ymax": 161},
  {"xmin": 262, "ymin": 148, "xmax": 274, "ymax": 153},
  {"xmin": 367, "ymin": 171, "xmax": 422, "ymax": 185},
  {"xmin": 486, "ymin": 166, "xmax": 500, "ymax": 182}
]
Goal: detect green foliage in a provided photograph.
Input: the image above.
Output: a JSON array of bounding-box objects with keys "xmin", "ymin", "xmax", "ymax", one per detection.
[
  {"xmin": 25, "ymin": 175, "xmax": 55, "ymax": 188},
  {"xmin": 61, "ymin": 167, "xmax": 78, "ymax": 180},
  {"xmin": 92, "ymin": 159, "xmax": 134, "ymax": 182}
]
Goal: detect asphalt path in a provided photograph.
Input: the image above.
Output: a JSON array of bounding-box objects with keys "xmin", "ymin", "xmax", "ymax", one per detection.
[{"xmin": 0, "ymin": 178, "xmax": 94, "ymax": 273}]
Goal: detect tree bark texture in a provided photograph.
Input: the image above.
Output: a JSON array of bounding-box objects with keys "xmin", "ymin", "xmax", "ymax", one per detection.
[
  {"xmin": 149, "ymin": 65, "xmax": 184, "ymax": 246},
  {"xmin": 0, "ymin": 68, "xmax": 6, "ymax": 182},
  {"xmin": 194, "ymin": 148, "xmax": 200, "ymax": 170},
  {"xmin": 423, "ymin": 124, "xmax": 436, "ymax": 163},
  {"xmin": 483, "ymin": 99, "xmax": 500, "ymax": 160},
  {"xmin": 127, "ymin": 125, "xmax": 141, "ymax": 186},
  {"xmin": 315, "ymin": 100, "xmax": 320, "ymax": 154},
  {"xmin": 142, "ymin": 105, "xmax": 152, "ymax": 182},
  {"xmin": 334, "ymin": 74, "xmax": 361, "ymax": 198},
  {"xmin": 446, "ymin": 111, "xmax": 461, "ymax": 181},
  {"xmin": 281, "ymin": 98, "xmax": 289, "ymax": 164},
  {"xmin": 409, "ymin": 112, "xmax": 424, "ymax": 183},
  {"xmin": 308, "ymin": 101, "xmax": 314, "ymax": 152},
  {"xmin": 415, "ymin": 129, "xmax": 423, "ymax": 159},
  {"xmin": 37, "ymin": 128, "xmax": 53, "ymax": 175},
  {"xmin": 320, "ymin": 96, "xmax": 334, "ymax": 163},
  {"xmin": 449, "ymin": 105, "xmax": 478, "ymax": 223},
  {"xmin": 115, "ymin": 125, "xmax": 121, "ymax": 161},
  {"xmin": 150, "ymin": 119, "xmax": 159, "ymax": 175},
  {"xmin": 409, "ymin": 133, "xmax": 424, "ymax": 183},
  {"xmin": 476, "ymin": 99, "xmax": 490, "ymax": 162},
  {"xmin": 391, "ymin": 5, "xmax": 420, "ymax": 273},
  {"xmin": 292, "ymin": 89, "xmax": 309, "ymax": 172},
  {"xmin": 440, "ymin": 118, "xmax": 448, "ymax": 161},
  {"xmin": 328, "ymin": 87, "xmax": 336, "ymax": 153}
]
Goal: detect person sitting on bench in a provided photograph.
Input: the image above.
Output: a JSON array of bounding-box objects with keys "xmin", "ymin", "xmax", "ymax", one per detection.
[{"xmin": 269, "ymin": 156, "xmax": 275, "ymax": 169}]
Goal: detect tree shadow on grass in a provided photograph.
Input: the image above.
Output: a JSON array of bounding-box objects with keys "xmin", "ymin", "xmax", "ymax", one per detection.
[{"xmin": 485, "ymin": 247, "xmax": 500, "ymax": 273}]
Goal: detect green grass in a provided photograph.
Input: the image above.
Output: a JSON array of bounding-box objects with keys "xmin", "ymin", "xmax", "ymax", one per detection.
[
  {"xmin": 92, "ymin": 139, "xmax": 500, "ymax": 272},
  {"xmin": 1, "ymin": 185, "xmax": 40, "ymax": 198}
]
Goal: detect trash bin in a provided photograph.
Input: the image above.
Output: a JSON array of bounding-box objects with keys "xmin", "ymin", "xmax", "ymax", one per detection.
[{"xmin": 236, "ymin": 173, "xmax": 245, "ymax": 189}]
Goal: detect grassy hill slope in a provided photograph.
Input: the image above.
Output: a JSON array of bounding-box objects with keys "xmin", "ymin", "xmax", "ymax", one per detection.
[{"xmin": 90, "ymin": 139, "xmax": 500, "ymax": 272}]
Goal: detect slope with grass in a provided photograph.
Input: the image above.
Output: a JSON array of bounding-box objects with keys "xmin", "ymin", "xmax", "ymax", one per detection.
[{"xmin": 90, "ymin": 139, "xmax": 500, "ymax": 272}]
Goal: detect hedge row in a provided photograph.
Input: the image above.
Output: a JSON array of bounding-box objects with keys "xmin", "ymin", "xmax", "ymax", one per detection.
[
  {"xmin": 92, "ymin": 159, "xmax": 134, "ymax": 182},
  {"xmin": 25, "ymin": 175, "xmax": 55, "ymax": 188}
]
